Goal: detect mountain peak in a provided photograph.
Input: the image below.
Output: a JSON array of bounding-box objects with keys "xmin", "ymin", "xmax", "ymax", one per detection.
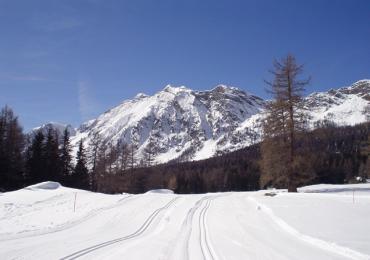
[
  {"xmin": 162, "ymin": 84, "xmax": 191, "ymax": 94},
  {"xmin": 352, "ymin": 79, "xmax": 370, "ymax": 85},
  {"xmin": 134, "ymin": 93, "xmax": 149, "ymax": 99},
  {"xmin": 60, "ymin": 80, "xmax": 368, "ymax": 166},
  {"xmin": 212, "ymin": 84, "xmax": 238, "ymax": 92},
  {"xmin": 30, "ymin": 122, "xmax": 76, "ymax": 142},
  {"xmin": 348, "ymin": 79, "xmax": 370, "ymax": 91},
  {"xmin": 337, "ymin": 79, "xmax": 370, "ymax": 100}
]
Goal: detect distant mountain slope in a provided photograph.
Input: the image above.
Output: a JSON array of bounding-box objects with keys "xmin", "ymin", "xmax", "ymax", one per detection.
[
  {"xmin": 32, "ymin": 80, "xmax": 369, "ymax": 164},
  {"xmin": 29, "ymin": 122, "xmax": 76, "ymax": 143},
  {"xmin": 305, "ymin": 79, "xmax": 370, "ymax": 125}
]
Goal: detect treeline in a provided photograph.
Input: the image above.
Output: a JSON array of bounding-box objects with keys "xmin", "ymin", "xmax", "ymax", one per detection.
[
  {"xmin": 0, "ymin": 106, "xmax": 89, "ymax": 191},
  {"xmin": 96, "ymin": 121, "xmax": 370, "ymax": 194},
  {"xmin": 96, "ymin": 144, "xmax": 261, "ymax": 194},
  {"xmin": 0, "ymin": 106, "xmax": 24, "ymax": 190},
  {"xmin": 0, "ymin": 105, "xmax": 153, "ymax": 192},
  {"xmin": 0, "ymin": 104, "xmax": 369, "ymax": 193}
]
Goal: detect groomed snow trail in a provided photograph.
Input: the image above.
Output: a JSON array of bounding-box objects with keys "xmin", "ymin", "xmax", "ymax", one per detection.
[
  {"xmin": 198, "ymin": 196, "xmax": 219, "ymax": 260},
  {"xmin": 1, "ymin": 183, "xmax": 370, "ymax": 259},
  {"xmin": 60, "ymin": 197, "xmax": 180, "ymax": 260}
]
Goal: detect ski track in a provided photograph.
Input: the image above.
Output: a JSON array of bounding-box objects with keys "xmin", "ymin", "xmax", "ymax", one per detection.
[
  {"xmin": 60, "ymin": 197, "xmax": 179, "ymax": 260},
  {"xmin": 165, "ymin": 194, "xmax": 224, "ymax": 260},
  {"xmin": 248, "ymin": 196, "xmax": 370, "ymax": 260},
  {"xmin": 199, "ymin": 198, "xmax": 215, "ymax": 260},
  {"xmin": 168, "ymin": 196, "xmax": 210, "ymax": 260},
  {"xmin": 2, "ymin": 186, "xmax": 370, "ymax": 260}
]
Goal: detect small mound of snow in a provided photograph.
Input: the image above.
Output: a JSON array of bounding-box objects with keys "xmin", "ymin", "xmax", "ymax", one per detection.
[
  {"xmin": 26, "ymin": 181, "xmax": 61, "ymax": 190},
  {"xmin": 299, "ymin": 183, "xmax": 370, "ymax": 193},
  {"xmin": 145, "ymin": 189, "xmax": 174, "ymax": 194}
]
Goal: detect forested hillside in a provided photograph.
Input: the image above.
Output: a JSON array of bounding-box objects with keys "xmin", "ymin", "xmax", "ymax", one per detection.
[
  {"xmin": 0, "ymin": 105, "xmax": 369, "ymax": 193},
  {"xmin": 97, "ymin": 122, "xmax": 370, "ymax": 194}
]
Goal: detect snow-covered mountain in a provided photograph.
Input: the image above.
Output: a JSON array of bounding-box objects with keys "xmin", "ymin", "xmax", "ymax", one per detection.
[
  {"xmin": 305, "ymin": 79, "xmax": 370, "ymax": 125},
  {"xmin": 29, "ymin": 122, "xmax": 76, "ymax": 142},
  {"xmin": 72, "ymin": 85, "xmax": 266, "ymax": 164},
  {"xmin": 34, "ymin": 80, "xmax": 369, "ymax": 164}
]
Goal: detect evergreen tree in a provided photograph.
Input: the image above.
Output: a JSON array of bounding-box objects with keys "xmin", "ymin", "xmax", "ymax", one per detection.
[
  {"xmin": 0, "ymin": 106, "xmax": 25, "ymax": 190},
  {"xmin": 73, "ymin": 140, "xmax": 89, "ymax": 189},
  {"xmin": 60, "ymin": 128, "xmax": 73, "ymax": 184},
  {"xmin": 88, "ymin": 132, "xmax": 105, "ymax": 191},
  {"xmin": 26, "ymin": 131, "xmax": 46, "ymax": 183},
  {"xmin": 44, "ymin": 127, "xmax": 60, "ymax": 181},
  {"xmin": 88, "ymin": 131, "xmax": 102, "ymax": 176}
]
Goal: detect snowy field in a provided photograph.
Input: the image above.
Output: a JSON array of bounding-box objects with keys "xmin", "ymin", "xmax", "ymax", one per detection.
[{"xmin": 1, "ymin": 182, "xmax": 370, "ymax": 260}]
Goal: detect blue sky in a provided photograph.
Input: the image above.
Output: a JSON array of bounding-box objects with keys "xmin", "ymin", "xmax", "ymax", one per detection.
[{"xmin": 0, "ymin": 0, "xmax": 369, "ymax": 130}]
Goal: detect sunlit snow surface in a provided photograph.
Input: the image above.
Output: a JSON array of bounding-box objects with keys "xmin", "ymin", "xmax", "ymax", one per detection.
[{"xmin": 1, "ymin": 182, "xmax": 370, "ymax": 259}]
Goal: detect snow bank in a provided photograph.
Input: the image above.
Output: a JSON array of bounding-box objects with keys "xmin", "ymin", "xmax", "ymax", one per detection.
[
  {"xmin": 299, "ymin": 183, "xmax": 370, "ymax": 194},
  {"xmin": 25, "ymin": 181, "xmax": 61, "ymax": 190},
  {"xmin": 0, "ymin": 182, "xmax": 125, "ymax": 239},
  {"xmin": 145, "ymin": 189, "xmax": 174, "ymax": 194}
]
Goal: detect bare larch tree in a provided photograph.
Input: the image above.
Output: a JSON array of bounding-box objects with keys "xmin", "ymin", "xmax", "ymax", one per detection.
[{"xmin": 261, "ymin": 54, "xmax": 310, "ymax": 192}]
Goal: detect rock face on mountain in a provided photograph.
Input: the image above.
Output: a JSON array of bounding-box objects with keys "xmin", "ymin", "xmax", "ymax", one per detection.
[
  {"xmin": 305, "ymin": 79, "xmax": 370, "ymax": 125},
  {"xmin": 33, "ymin": 80, "xmax": 369, "ymax": 164},
  {"xmin": 72, "ymin": 85, "xmax": 266, "ymax": 164}
]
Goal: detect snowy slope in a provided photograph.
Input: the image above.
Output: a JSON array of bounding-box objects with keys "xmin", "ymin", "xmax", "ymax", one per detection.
[
  {"xmin": 1, "ymin": 182, "xmax": 370, "ymax": 259},
  {"xmin": 71, "ymin": 84, "xmax": 265, "ymax": 164},
  {"xmin": 33, "ymin": 80, "xmax": 369, "ymax": 164},
  {"xmin": 305, "ymin": 79, "xmax": 370, "ymax": 126}
]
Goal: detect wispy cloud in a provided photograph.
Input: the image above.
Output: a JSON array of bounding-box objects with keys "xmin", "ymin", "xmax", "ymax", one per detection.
[
  {"xmin": 78, "ymin": 80, "xmax": 100, "ymax": 122},
  {"xmin": 42, "ymin": 17, "xmax": 82, "ymax": 32},
  {"xmin": 22, "ymin": 50, "xmax": 49, "ymax": 59},
  {"xmin": 0, "ymin": 74, "xmax": 48, "ymax": 81},
  {"xmin": 31, "ymin": 11, "xmax": 83, "ymax": 33}
]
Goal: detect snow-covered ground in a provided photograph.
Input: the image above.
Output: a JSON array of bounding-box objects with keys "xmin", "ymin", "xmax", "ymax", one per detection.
[{"xmin": 1, "ymin": 182, "xmax": 370, "ymax": 259}]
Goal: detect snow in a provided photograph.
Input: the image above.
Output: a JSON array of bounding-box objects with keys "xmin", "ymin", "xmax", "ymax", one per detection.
[
  {"xmin": 192, "ymin": 139, "xmax": 218, "ymax": 161},
  {"xmin": 155, "ymin": 146, "xmax": 185, "ymax": 164},
  {"xmin": 163, "ymin": 84, "xmax": 192, "ymax": 95},
  {"xmin": 68, "ymin": 83, "xmax": 266, "ymax": 165},
  {"xmin": 309, "ymin": 94, "xmax": 369, "ymax": 126},
  {"xmin": 1, "ymin": 183, "xmax": 370, "ymax": 259},
  {"xmin": 31, "ymin": 80, "xmax": 368, "ymax": 166},
  {"xmin": 299, "ymin": 183, "xmax": 370, "ymax": 194},
  {"xmin": 134, "ymin": 93, "xmax": 149, "ymax": 99},
  {"xmin": 26, "ymin": 181, "xmax": 61, "ymax": 190},
  {"xmin": 145, "ymin": 189, "xmax": 174, "ymax": 194},
  {"xmin": 30, "ymin": 123, "xmax": 77, "ymax": 143}
]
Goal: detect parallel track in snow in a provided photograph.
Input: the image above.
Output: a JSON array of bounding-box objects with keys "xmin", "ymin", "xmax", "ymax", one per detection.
[
  {"xmin": 198, "ymin": 198, "xmax": 216, "ymax": 260},
  {"xmin": 183, "ymin": 197, "xmax": 210, "ymax": 260},
  {"xmin": 60, "ymin": 197, "xmax": 179, "ymax": 260},
  {"xmin": 165, "ymin": 195, "xmax": 223, "ymax": 260}
]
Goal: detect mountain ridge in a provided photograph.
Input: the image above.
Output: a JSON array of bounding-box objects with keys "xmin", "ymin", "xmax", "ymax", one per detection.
[{"xmin": 32, "ymin": 79, "xmax": 370, "ymax": 164}]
